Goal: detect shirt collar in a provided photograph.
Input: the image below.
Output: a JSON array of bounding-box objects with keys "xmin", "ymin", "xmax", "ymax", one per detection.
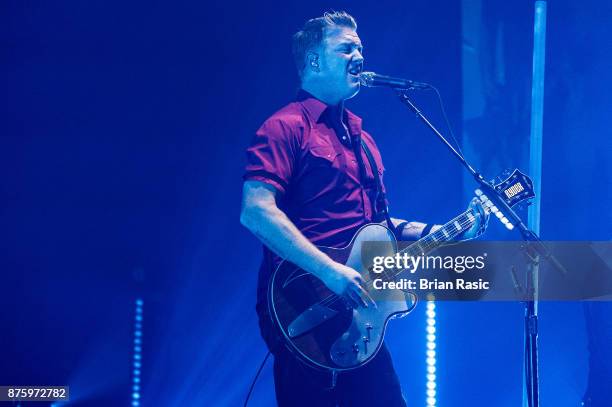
[{"xmin": 297, "ymin": 89, "xmax": 363, "ymax": 137}]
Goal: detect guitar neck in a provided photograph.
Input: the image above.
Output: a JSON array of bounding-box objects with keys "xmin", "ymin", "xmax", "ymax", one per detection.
[{"xmin": 398, "ymin": 208, "xmax": 479, "ymax": 259}]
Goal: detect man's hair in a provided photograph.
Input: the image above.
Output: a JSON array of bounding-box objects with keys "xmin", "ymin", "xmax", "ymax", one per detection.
[{"xmin": 292, "ymin": 11, "xmax": 357, "ymax": 78}]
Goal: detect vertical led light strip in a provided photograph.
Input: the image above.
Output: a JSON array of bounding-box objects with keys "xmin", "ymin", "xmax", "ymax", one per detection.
[
  {"xmin": 132, "ymin": 298, "xmax": 144, "ymax": 406},
  {"xmin": 425, "ymin": 300, "xmax": 437, "ymax": 407}
]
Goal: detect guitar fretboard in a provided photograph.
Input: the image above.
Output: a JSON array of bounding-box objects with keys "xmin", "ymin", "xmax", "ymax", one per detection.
[{"xmin": 389, "ymin": 208, "xmax": 478, "ymax": 279}]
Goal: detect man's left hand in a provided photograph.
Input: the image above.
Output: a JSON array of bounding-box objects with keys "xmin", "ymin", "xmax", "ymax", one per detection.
[{"xmin": 460, "ymin": 197, "xmax": 489, "ymax": 240}]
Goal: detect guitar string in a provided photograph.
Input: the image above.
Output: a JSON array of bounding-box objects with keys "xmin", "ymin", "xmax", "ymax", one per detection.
[
  {"xmin": 311, "ymin": 208, "xmax": 480, "ymax": 310},
  {"xmin": 315, "ymin": 213, "xmax": 475, "ymax": 309}
]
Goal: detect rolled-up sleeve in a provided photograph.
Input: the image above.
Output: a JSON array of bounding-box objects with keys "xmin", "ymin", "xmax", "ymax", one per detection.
[{"xmin": 243, "ymin": 118, "xmax": 298, "ymax": 194}]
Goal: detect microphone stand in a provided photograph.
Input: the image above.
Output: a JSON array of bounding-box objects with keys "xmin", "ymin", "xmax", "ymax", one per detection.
[{"xmin": 395, "ymin": 89, "xmax": 565, "ymax": 407}]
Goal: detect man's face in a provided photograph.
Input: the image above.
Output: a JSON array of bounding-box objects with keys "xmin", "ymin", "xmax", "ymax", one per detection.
[{"xmin": 315, "ymin": 26, "xmax": 364, "ymax": 102}]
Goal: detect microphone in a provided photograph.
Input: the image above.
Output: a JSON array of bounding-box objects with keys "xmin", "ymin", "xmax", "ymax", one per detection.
[{"xmin": 359, "ymin": 71, "xmax": 431, "ymax": 90}]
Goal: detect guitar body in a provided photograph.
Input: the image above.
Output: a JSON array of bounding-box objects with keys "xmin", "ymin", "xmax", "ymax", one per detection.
[{"xmin": 268, "ymin": 223, "xmax": 417, "ymax": 371}]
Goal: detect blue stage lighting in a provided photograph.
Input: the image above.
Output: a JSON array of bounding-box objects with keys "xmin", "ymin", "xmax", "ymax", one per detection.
[
  {"xmin": 132, "ymin": 298, "xmax": 144, "ymax": 404},
  {"xmin": 425, "ymin": 300, "xmax": 437, "ymax": 407}
]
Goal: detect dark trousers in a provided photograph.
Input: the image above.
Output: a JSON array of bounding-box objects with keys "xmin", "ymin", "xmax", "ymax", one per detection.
[{"xmin": 272, "ymin": 344, "xmax": 407, "ymax": 407}]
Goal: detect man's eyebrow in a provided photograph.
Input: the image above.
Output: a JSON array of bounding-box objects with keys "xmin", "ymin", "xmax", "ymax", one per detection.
[{"xmin": 336, "ymin": 41, "xmax": 363, "ymax": 49}]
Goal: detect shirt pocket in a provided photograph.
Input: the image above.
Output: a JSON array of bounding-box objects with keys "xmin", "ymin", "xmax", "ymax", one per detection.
[
  {"xmin": 309, "ymin": 145, "xmax": 341, "ymax": 163},
  {"xmin": 301, "ymin": 144, "xmax": 346, "ymax": 187}
]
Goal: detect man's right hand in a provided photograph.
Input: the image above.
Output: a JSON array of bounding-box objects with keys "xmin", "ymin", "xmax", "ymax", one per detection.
[
  {"xmin": 321, "ymin": 262, "xmax": 375, "ymax": 309},
  {"xmin": 241, "ymin": 181, "xmax": 375, "ymax": 309}
]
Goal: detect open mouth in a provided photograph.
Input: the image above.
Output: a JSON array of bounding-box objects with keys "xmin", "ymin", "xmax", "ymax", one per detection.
[{"xmin": 348, "ymin": 63, "xmax": 363, "ymax": 77}]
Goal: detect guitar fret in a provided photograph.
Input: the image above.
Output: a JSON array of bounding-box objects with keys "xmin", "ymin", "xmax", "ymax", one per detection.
[{"xmin": 412, "ymin": 242, "xmax": 424, "ymax": 256}]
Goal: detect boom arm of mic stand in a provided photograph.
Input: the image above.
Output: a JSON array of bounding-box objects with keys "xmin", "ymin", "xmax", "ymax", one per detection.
[{"xmin": 396, "ymin": 90, "xmax": 567, "ymax": 276}]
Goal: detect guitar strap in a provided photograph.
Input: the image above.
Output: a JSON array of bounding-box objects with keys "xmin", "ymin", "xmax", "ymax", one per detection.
[
  {"xmin": 333, "ymin": 114, "xmax": 397, "ymax": 237},
  {"xmin": 358, "ymin": 138, "xmax": 396, "ymax": 236}
]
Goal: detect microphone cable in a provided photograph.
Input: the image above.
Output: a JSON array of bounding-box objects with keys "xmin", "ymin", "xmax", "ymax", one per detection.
[
  {"xmin": 428, "ymin": 85, "xmax": 467, "ymax": 161},
  {"xmin": 243, "ymin": 351, "xmax": 271, "ymax": 407}
]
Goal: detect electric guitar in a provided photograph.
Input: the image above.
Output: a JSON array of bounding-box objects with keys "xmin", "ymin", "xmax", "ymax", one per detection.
[{"xmin": 268, "ymin": 169, "xmax": 535, "ymax": 371}]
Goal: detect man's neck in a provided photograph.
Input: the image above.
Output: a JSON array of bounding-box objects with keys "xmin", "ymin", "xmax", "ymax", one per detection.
[{"xmin": 301, "ymin": 83, "xmax": 345, "ymax": 114}]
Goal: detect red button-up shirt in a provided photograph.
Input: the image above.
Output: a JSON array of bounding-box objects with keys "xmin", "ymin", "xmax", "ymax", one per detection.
[{"xmin": 244, "ymin": 90, "xmax": 388, "ymax": 307}]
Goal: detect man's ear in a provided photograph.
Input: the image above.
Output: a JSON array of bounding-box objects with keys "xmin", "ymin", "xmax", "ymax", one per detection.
[{"xmin": 307, "ymin": 52, "xmax": 319, "ymax": 72}]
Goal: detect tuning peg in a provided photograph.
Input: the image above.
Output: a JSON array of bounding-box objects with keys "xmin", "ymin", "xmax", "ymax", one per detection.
[{"xmin": 498, "ymin": 215, "xmax": 515, "ymax": 230}]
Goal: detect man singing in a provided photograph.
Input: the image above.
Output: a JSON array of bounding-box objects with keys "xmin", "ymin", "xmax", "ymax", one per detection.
[{"xmin": 241, "ymin": 11, "xmax": 487, "ymax": 406}]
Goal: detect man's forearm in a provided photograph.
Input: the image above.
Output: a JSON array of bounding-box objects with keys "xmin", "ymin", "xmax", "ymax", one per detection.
[
  {"xmin": 389, "ymin": 218, "xmax": 441, "ymax": 240},
  {"xmin": 241, "ymin": 203, "xmax": 334, "ymax": 280}
]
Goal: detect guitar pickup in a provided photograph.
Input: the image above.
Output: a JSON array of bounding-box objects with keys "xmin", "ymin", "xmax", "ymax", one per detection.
[{"xmin": 287, "ymin": 304, "xmax": 339, "ymax": 338}]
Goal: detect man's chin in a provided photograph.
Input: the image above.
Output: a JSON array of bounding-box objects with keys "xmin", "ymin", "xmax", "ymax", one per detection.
[{"xmin": 345, "ymin": 83, "xmax": 361, "ymax": 100}]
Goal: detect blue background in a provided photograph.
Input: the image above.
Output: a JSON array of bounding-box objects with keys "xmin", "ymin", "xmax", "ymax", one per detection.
[{"xmin": 1, "ymin": 0, "xmax": 610, "ymax": 405}]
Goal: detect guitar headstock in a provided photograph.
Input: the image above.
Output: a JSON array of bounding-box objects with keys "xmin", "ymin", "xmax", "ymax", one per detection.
[{"xmin": 475, "ymin": 169, "xmax": 536, "ymax": 230}]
